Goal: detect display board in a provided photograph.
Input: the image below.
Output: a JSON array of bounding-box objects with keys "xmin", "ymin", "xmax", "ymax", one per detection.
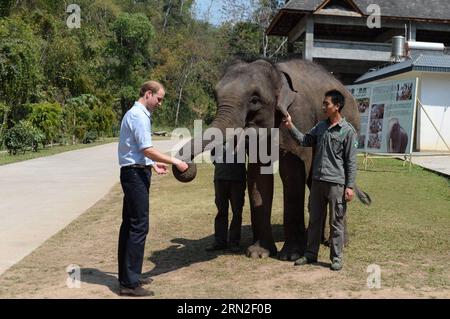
[{"xmin": 348, "ymin": 78, "xmax": 419, "ymax": 154}]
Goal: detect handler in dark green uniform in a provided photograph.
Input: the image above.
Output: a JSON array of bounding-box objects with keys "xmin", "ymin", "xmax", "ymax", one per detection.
[
  {"xmin": 205, "ymin": 143, "xmax": 246, "ymax": 253},
  {"xmin": 283, "ymin": 90, "xmax": 358, "ymax": 271}
]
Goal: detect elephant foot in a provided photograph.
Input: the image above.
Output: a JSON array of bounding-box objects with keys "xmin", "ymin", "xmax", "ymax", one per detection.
[
  {"xmin": 278, "ymin": 242, "xmax": 305, "ymax": 262},
  {"xmin": 246, "ymin": 240, "xmax": 277, "ymax": 259}
]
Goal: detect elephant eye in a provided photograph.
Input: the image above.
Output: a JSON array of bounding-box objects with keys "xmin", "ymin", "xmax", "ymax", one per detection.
[{"xmin": 250, "ymin": 96, "xmax": 259, "ymax": 104}]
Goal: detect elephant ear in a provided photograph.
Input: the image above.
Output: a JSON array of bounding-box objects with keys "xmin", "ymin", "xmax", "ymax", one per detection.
[{"xmin": 276, "ymin": 71, "xmax": 297, "ymax": 116}]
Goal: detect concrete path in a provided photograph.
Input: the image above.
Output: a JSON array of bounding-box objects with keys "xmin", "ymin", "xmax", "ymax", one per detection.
[
  {"xmin": 410, "ymin": 153, "xmax": 450, "ymax": 177},
  {"xmin": 0, "ymin": 139, "xmax": 187, "ymax": 275}
]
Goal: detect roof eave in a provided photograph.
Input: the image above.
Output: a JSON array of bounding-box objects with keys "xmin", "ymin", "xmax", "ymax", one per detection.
[
  {"xmin": 267, "ymin": 8, "xmax": 450, "ymax": 36},
  {"xmin": 266, "ymin": 9, "xmax": 311, "ymax": 36},
  {"xmin": 355, "ymin": 66, "xmax": 414, "ymax": 84}
]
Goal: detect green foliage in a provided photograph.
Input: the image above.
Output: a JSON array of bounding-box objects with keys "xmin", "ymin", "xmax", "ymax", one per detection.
[
  {"xmin": 44, "ymin": 35, "xmax": 89, "ymax": 100},
  {"xmin": 90, "ymin": 105, "xmax": 117, "ymax": 137},
  {"xmin": 109, "ymin": 12, "xmax": 155, "ymax": 82},
  {"xmin": 64, "ymin": 94, "xmax": 115, "ymax": 143},
  {"xmin": 0, "ymin": 0, "xmax": 14, "ymax": 17},
  {"xmin": 2, "ymin": 121, "xmax": 45, "ymax": 155},
  {"xmin": 0, "ymin": 0, "xmax": 285, "ymax": 143},
  {"xmin": 27, "ymin": 102, "xmax": 63, "ymax": 144},
  {"xmin": 82, "ymin": 131, "xmax": 98, "ymax": 144},
  {"xmin": 0, "ymin": 102, "xmax": 9, "ymax": 140},
  {"xmin": 0, "ymin": 17, "xmax": 43, "ymax": 115},
  {"xmin": 223, "ymin": 22, "xmax": 261, "ymax": 58}
]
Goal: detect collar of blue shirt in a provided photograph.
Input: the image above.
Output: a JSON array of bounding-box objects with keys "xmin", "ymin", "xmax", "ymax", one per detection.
[{"xmin": 134, "ymin": 101, "xmax": 151, "ymax": 118}]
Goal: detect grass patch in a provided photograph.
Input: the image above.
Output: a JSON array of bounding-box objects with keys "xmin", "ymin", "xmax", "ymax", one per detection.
[{"xmin": 0, "ymin": 157, "xmax": 448, "ymax": 298}]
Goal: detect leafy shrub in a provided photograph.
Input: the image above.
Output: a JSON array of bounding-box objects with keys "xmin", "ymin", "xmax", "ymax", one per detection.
[
  {"xmin": 2, "ymin": 121, "xmax": 44, "ymax": 154},
  {"xmin": 82, "ymin": 130, "xmax": 98, "ymax": 144}
]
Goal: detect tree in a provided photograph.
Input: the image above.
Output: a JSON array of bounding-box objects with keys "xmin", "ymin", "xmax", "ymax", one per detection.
[
  {"xmin": 2, "ymin": 121, "xmax": 44, "ymax": 155},
  {"xmin": 64, "ymin": 95, "xmax": 97, "ymax": 144},
  {"xmin": 108, "ymin": 13, "xmax": 156, "ymax": 117},
  {"xmin": 43, "ymin": 34, "xmax": 92, "ymax": 103},
  {"xmin": 27, "ymin": 102, "xmax": 63, "ymax": 146},
  {"xmin": 0, "ymin": 17, "xmax": 43, "ymax": 130},
  {"xmin": 64, "ymin": 94, "xmax": 115, "ymax": 143},
  {"xmin": 0, "ymin": 102, "xmax": 10, "ymax": 146},
  {"xmin": 89, "ymin": 105, "xmax": 117, "ymax": 137},
  {"xmin": 0, "ymin": 0, "xmax": 14, "ymax": 17},
  {"xmin": 220, "ymin": 0, "xmax": 286, "ymax": 59}
]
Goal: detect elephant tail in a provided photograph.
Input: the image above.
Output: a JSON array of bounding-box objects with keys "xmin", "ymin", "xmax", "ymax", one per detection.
[{"xmin": 355, "ymin": 185, "xmax": 372, "ymax": 206}]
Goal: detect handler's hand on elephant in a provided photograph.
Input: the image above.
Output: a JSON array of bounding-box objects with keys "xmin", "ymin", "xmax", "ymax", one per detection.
[
  {"xmin": 282, "ymin": 113, "xmax": 293, "ymax": 129},
  {"xmin": 345, "ymin": 187, "xmax": 354, "ymax": 202}
]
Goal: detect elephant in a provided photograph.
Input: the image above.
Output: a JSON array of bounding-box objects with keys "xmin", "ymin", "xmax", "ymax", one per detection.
[
  {"xmin": 173, "ymin": 59, "xmax": 370, "ymax": 260},
  {"xmin": 387, "ymin": 118, "xmax": 408, "ymax": 153}
]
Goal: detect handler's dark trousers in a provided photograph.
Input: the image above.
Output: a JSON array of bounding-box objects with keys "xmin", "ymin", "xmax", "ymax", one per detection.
[
  {"xmin": 214, "ymin": 180, "xmax": 246, "ymax": 246},
  {"xmin": 118, "ymin": 167, "xmax": 151, "ymax": 288},
  {"xmin": 305, "ymin": 180, "xmax": 347, "ymax": 262}
]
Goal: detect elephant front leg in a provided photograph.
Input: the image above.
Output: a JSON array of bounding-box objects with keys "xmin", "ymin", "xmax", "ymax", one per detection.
[
  {"xmin": 278, "ymin": 152, "xmax": 307, "ymax": 261},
  {"xmin": 246, "ymin": 162, "xmax": 277, "ymax": 258}
]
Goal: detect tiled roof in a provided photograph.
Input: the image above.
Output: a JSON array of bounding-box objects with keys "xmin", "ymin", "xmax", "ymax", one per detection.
[
  {"xmin": 283, "ymin": 0, "xmax": 450, "ymax": 21},
  {"xmin": 355, "ymin": 54, "xmax": 450, "ymax": 83}
]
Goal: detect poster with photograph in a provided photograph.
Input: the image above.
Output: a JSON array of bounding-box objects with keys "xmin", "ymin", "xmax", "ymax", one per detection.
[
  {"xmin": 347, "ymin": 78, "xmax": 418, "ymax": 154},
  {"xmin": 347, "ymin": 85, "xmax": 371, "ymax": 150}
]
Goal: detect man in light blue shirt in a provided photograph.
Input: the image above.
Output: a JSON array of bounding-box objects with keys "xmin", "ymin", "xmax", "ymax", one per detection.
[
  {"xmin": 117, "ymin": 81, "xmax": 188, "ymax": 297},
  {"xmin": 118, "ymin": 101, "xmax": 155, "ymax": 167}
]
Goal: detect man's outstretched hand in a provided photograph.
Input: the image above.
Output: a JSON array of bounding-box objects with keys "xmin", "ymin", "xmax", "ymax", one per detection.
[{"xmin": 152, "ymin": 162, "xmax": 169, "ymax": 175}]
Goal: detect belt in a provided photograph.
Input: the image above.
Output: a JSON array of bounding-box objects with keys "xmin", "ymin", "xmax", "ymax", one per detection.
[{"xmin": 122, "ymin": 164, "xmax": 152, "ymax": 169}]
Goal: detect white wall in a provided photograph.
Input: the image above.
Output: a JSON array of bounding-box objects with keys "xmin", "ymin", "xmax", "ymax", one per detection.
[
  {"xmin": 376, "ymin": 71, "xmax": 450, "ymax": 152},
  {"xmin": 417, "ymin": 73, "xmax": 450, "ymax": 152}
]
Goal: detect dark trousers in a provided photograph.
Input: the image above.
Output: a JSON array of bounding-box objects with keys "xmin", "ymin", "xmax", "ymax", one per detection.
[
  {"xmin": 118, "ymin": 167, "xmax": 151, "ymax": 288},
  {"xmin": 305, "ymin": 180, "xmax": 346, "ymax": 262},
  {"xmin": 214, "ymin": 180, "xmax": 246, "ymax": 246}
]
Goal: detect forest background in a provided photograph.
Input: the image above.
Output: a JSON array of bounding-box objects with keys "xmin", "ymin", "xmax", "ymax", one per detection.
[{"xmin": 0, "ymin": 0, "xmax": 289, "ymax": 154}]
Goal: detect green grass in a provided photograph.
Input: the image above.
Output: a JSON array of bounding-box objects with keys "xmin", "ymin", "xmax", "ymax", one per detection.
[
  {"xmin": 339, "ymin": 157, "xmax": 450, "ymax": 290},
  {"xmin": 0, "ymin": 137, "xmax": 118, "ymax": 166},
  {"xmin": 0, "ymin": 156, "xmax": 448, "ymax": 298}
]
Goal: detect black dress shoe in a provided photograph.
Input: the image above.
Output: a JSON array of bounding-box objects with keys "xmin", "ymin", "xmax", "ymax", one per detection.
[
  {"xmin": 119, "ymin": 285, "xmax": 154, "ymax": 297},
  {"xmin": 139, "ymin": 277, "xmax": 154, "ymax": 285}
]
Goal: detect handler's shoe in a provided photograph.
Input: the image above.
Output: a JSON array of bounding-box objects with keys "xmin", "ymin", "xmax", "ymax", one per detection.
[
  {"xmin": 294, "ymin": 256, "xmax": 316, "ymax": 266},
  {"xmin": 119, "ymin": 285, "xmax": 154, "ymax": 297},
  {"xmin": 139, "ymin": 277, "xmax": 154, "ymax": 285},
  {"xmin": 330, "ymin": 260, "xmax": 343, "ymax": 271}
]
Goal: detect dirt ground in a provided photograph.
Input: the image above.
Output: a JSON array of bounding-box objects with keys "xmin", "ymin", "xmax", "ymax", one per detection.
[{"xmin": 0, "ymin": 162, "xmax": 449, "ymax": 299}]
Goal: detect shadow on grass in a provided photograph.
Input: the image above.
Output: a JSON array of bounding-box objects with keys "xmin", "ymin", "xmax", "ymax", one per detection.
[
  {"xmin": 142, "ymin": 224, "xmax": 327, "ymax": 277},
  {"xmin": 78, "ymin": 224, "xmax": 329, "ymax": 294},
  {"xmin": 143, "ymin": 225, "xmax": 257, "ymax": 277},
  {"xmin": 80, "ymin": 268, "xmax": 119, "ymax": 295}
]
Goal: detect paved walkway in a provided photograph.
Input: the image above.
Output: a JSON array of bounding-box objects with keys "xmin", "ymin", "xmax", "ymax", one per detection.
[
  {"xmin": 410, "ymin": 152, "xmax": 450, "ymax": 177},
  {"xmin": 0, "ymin": 139, "xmax": 187, "ymax": 275}
]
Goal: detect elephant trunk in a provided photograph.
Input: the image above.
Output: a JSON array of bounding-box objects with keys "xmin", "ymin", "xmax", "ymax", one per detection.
[{"xmin": 173, "ymin": 105, "xmax": 243, "ymax": 183}]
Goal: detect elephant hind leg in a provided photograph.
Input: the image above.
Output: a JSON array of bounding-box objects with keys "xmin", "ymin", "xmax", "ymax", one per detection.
[{"xmin": 278, "ymin": 152, "xmax": 307, "ymax": 261}]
